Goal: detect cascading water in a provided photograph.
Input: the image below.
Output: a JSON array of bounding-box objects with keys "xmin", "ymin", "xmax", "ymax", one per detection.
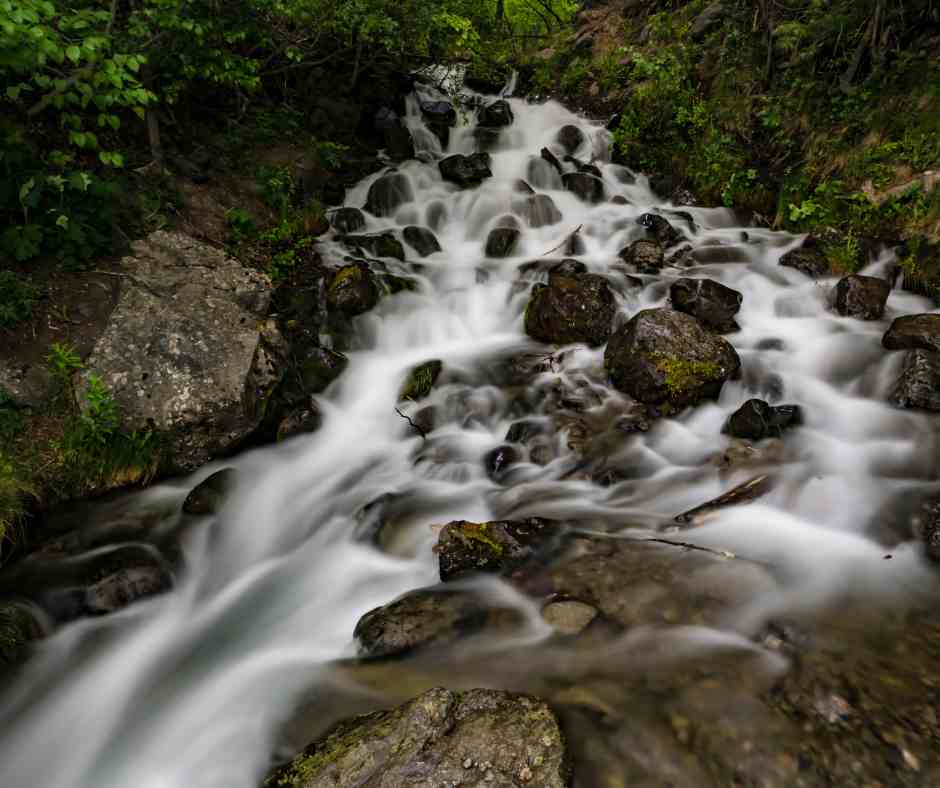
[{"xmin": 2, "ymin": 75, "xmax": 940, "ymax": 788}]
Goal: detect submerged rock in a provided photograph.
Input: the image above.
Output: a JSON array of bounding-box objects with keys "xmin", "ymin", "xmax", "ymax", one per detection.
[
  {"xmin": 483, "ymin": 444, "xmax": 521, "ymax": 480},
  {"xmin": 402, "ymin": 225, "xmax": 441, "ymax": 257},
  {"xmin": 557, "ymin": 124, "xmax": 585, "ymax": 153},
  {"xmin": 364, "ymin": 172, "xmax": 412, "ymax": 217},
  {"xmin": 399, "ymin": 360, "xmax": 442, "ymax": 401},
  {"xmin": 269, "ymin": 687, "xmax": 568, "ymax": 788},
  {"xmin": 354, "ymin": 587, "xmax": 512, "ymax": 658},
  {"xmin": 524, "ymin": 272, "xmax": 616, "ymax": 347},
  {"xmin": 883, "ymin": 314, "xmax": 940, "ymax": 353},
  {"xmin": 832, "ymin": 274, "xmax": 890, "ymax": 319},
  {"xmin": 521, "ymin": 193, "xmax": 562, "ymax": 228},
  {"xmin": 604, "ymin": 309, "xmax": 740, "ymax": 408},
  {"xmin": 473, "ymin": 126, "xmax": 502, "ymax": 152},
  {"xmin": 340, "ymin": 232, "xmax": 404, "ymax": 260},
  {"xmin": 326, "ymin": 263, "xmax": 380, "ymax": 315},
  {"xmin": 74, "ymin": 232, "xmax": 281, "ymax": 471},
  {"xmin": 484, "ymin": 226, "xmax": 520, "ymax": 258},
  {"xmin": 435, "ymin": 517, "xmax": 560, "ymax": 581},
  {"xmin": 277, "ymin": 400, "xmax": 322, "ymax": 440},
  {"xmin": 670, "ymin": 277, "xmax": 743, "ymax": 333},
  {"xmin": 619, "ymin": 238, "xmax": 665, "ymax": 273},
  {"xmin": 329, "ymin": 207, "xmax": 365, "ymax": 234},
  {"xmin": 562, "ymin": 172, "xmax": 604, "ymax": 203},
  {"xmin": 637, "ymin": 213, "xmax": 682, "ymax": 246},
  {"xmin": 478, "ymin": 99, "xmax": 514, "ymax": 127},
  {"xmin": 182, "ymin": 468, "xmax": 238, "ymax": 515},
  {"xmin": 439, "ymin": 153, "xmax": 492, "ymax": 187},
  {"xmin": 84, "ymin": 558, "xmax": 172, "ymax": 616},
  {"xmin": 722, "ymin": 399, "xmax": 803, "ymax": 440},
  {"xmin": 891, "ymin": 350, "xmax": 940, "ymax": 411}
]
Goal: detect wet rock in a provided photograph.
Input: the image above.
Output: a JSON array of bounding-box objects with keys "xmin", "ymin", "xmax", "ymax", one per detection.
[
  {"xmin": 472, "ymin": 126, "xmax": 502, "ymax": 152},
  {"xmin": 329, "ymin": 207, "xmax": 365, "ymax": 234},
  {"xmin": 542, "ymin": 599, "xmax": 598, "ymax": 635},
  {"xmin": 364, "ymin": 172, "xmax": 412, "ymax": 217},
  {"xmin": 550, "ymin": 259, "xmax": 587, "ymax": 277},
  {"xmin": 674, "ymin": 475, "xmax": 774, "ymax": 524},
  {"xmin": 610, "ymin": 195, "xmax": 629, "ymax": 206},
  {"xmin": 505, "ymin": 419, "xmax": 547, "ymax": 444},
  {"xmin": 277, "ymin": 401, "xmax": 322, "ymax": 441},
  {"xmin": 604, "ymin": 309, "xmax": 741, "ymax": 408},
  {"xmin": 326, "ymin": 263, "xmax": 380, "ymax": 315},
  {"xmin": 637, "ymin": 213, "xmax": 682, "ymax": 246},
  {"xmin": 75, "ymin": 231, "xmax": 281, "ymax": 471},
  {"xmin": 722, "ymin": 399, "xmax": 803, "ymax": 440},
  {"xmin": 832, "ymin": 274, "xmax": 890, "ymax": 319},
  {"xmin": 439, "ymin": 153, "xmax": 492, "ymax": 187},
  {"xmin": 562, "ymin": 229, "xmax": 586, "ymax": 256},
  {"xmin": 420, "ymin": 100, "xmax": 456, "ymax": 145},
  {"xmin": 484, "ymin": 444, "xmax": 521, "ymax": 481},
  {"xmin": 883, "ymin": 314, "xmax": 940, "ymax": 353},
  {"xmin": 670, "ymin": 277, "xmax": 743, "ymax": 333},
  {"xmin": 340, "ymin": 232, "xmax": 404, "ymax": 261},
  {"xmin": 619, "ymin": 239, "xmax": 664, "ymax": 273},
  {"xmin": 0, "ymin": 359, "xmax": 55, "ymax": 410},
  {"xmin": 402, "ymin": 226, "xmax": 441, "ymax": 257},
  {"xmin": 891, "ymin": 350, "xmax": 940, "ymax": 411},
  {"xmin": 524, "ymin": 272, "xmax": 616, "ymax": 347},
  {"xmin": 435, "ymin": 517, "xmax": 560, "ymax": 581},
  {"xmin": 521, "ymin": 194, "xmax": 562, "ymax": 228},
  {"xmin": 540, "ymin": 146, "xmax": 564, "ymax": 174},
  {"xmin": 484, "ymin": 226, "xmax": 520, "ymax": 258},
  {"xmin": 648, "ymin": 174, "xmax": 696, "ymax": 205},
  {"xmin": 562, "ymin": 172, "xmax": 604, "ymax": 203},
  {"xmin": 400, "ymin": 360, "xmax": 443, "ymax": 401},
  {"xmin": 557, "ymin": 124, "xmax": 585, "ymax": 153},
  {"xmin": 269, "ymin": 687, "xmax": 568, "ymax": 788},
  {"xmin": 354, "ymin": 588, "xmax": 504, "ymax": 658},
  {"xmin": 299, "ymin": 348, "xmax": 348, "ymax": 394},
  {"xmin": 478, "ymin": 99, "xmax": 514, "ymax": 127},
  {"xmin": 84, "ymin": 559, "xmax": 173, "ymax": 616},
  {"xmin": 916, "ymin": 496, "xmax": 940, "ymax": 561},
  {"xmin": 182, "ymin": 468, "xmax": 238, "ymax": 515}
]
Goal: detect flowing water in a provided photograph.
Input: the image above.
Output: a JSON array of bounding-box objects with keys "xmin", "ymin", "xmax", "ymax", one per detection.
[{"xmin": 2, "ymin": 78, "xmax": 940, "ymax": 787}]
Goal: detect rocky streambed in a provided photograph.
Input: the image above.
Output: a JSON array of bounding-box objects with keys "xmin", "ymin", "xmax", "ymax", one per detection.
[{"xmin": 3, "ymin": 79, "xmax": 940, "ymax": 787}]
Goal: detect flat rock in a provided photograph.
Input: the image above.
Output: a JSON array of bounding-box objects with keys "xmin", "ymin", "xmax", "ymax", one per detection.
[
  {"xmin": 604, "ymin": 308, "xmax": 740, "ymax": 409},
  {"xmin": 75, "ymin": 232, "xmax": 282, "ymax": 471},
  {"xmin": 435, "ymin": 517, "xmax": 561, "ymax": 581},
  {"xmin": 269, "ymin": 687, "xmax": 568, "ymax": 788},
  {"xmin": 883, "ymin": 314, "xmax": 940, "ymax": 353},
  {"xmin": 832, "ymin": 274, "xmax": 890, "ymax": 319}
]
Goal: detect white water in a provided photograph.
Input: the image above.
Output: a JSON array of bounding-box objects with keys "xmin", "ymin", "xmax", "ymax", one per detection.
[{"xmin": 2, "ymin": 79, "xmax": 940, "ymax": 787}]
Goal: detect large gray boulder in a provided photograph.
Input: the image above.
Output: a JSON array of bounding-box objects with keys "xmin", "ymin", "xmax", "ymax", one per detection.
[
  {"xmin": 76, "ymin": 232, "xmax": 283, "ymax": 471},
  {"xmin": 269, "ymin": 687, "xmax": 568, "ymax": 788},
  {"xmin": 604, "ymin": 308, "xmax": 740, "ymax": 408}
]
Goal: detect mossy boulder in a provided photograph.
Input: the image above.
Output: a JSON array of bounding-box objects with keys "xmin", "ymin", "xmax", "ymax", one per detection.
[
  {"xmin": 434, "ymin": 517, "xmax": 560, "ymax": 581},
  {"xmin": 277, "ymin": 401, "xmax": 323, "ymax": 440},
  {"xmin": 618, "ymin": 238, "xmax": 665, "ymax": 273},
  {"xmin": 340, "ymin": 232, "xmax": 404, "ymax": 261},
  {"xmin": 0, "ymin": 600, "xmax": 45, "ymax": 665},
  {"xmin": 326, "ymin": 263, "xmax": 380, "ymax": 315},
  {"xmin": 399, "ymin": 360, "xmax": 442, "ymax": 401},
  {"xmin": 267, "ymin": 687, "xmax": 568, "ymax": 788},
  {"xmin": 524, "ymin": 272, "xmax": 616, "ymax": 347},
  {"xmin": 604, "ymin": 308, "xmax": 740, "ymax": 408}
]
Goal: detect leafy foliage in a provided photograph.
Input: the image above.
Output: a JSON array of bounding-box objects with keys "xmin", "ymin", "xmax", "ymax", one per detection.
[{"xmin": 0, "ymin": 270, "xmax": 38, "ymax": 327}]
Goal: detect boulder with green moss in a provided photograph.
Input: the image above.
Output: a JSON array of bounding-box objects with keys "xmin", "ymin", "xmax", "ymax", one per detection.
[
  {"xmin": 267, "ymin": 687, "xmax": 568, "ymax": 788},
  {"xmin": 326, "ymin": 263, "xmax": 380, "ymax": 315},
  {"xmin": 604, "ymin": 308, "xmax": 740, "ymax": 409},
  {"xmin": 399, "ymin": 360, "xmax": 442, "ymax": 402},
  {"xmin": 524, "ymin": 272, "xmax": 616, "ymax": 347},
  {"xmin": 434, "ymin": 517, "xmax": 560, "ymax": 581}
]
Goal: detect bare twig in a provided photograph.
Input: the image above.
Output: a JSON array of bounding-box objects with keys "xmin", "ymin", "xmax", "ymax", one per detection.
[
  {"xmin": 395, "ymin": 407, "xmax": 427, "ymax": 440},
  {"xmin": 540, "ymin": 225, "xmax": 582, "ymax": 258}
]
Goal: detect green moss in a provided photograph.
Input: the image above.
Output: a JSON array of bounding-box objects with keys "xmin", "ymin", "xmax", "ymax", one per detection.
[
  {"xmin": 0, "ymin": 452, "xmax": 32, "ymax": 559},
  {"xmin": 651, "ymin": 354, "xmax": 721, "ymax": 400},
  {"xmin": 399, "ymin": 360, "xmax": 442, "ymax": 402},
  {"xmin": 452, "ymin": 521, "xmax": 505, "ymax": 556},
  {"xmin": 329, "ymin": 264, "xmax": 364, "ymax": 294}
]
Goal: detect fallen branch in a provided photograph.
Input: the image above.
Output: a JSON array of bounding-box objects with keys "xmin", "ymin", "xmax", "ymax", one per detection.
[
  {"xmin": 539, "ymin": 225, "xmax": 582, "ymax": 258},
  {"xmin": 395, "ymin": 407, "xmax": 427, "ymax": 440}
]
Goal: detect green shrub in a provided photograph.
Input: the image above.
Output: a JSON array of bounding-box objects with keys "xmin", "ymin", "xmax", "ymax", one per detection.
[{"xmin": 0, "ymin": 271, "xmax": 38, "ymax": 328}]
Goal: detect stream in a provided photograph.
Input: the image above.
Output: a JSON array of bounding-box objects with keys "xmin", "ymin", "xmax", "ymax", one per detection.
[{"xmin": 2, "ymin": 77, "xmax": 940, "ymax": 787}]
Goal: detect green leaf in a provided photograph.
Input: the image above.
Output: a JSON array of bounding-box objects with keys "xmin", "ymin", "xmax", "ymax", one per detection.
[{"xmin": 66, "ymin": 45, "xmax": 81, "ymax": 63}]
